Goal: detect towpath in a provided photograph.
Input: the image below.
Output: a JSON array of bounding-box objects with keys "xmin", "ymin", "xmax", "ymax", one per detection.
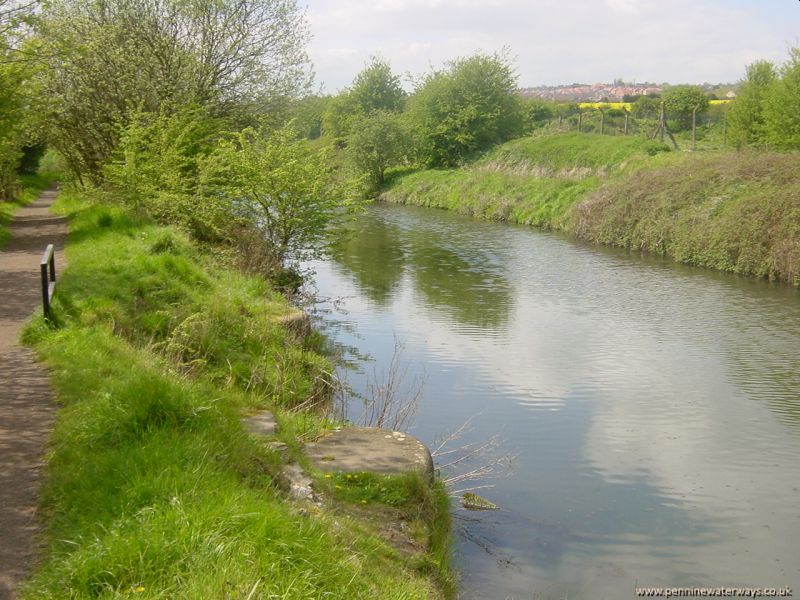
[{"xmin": 0, "ymin": 189, "xmax": 66, "ymax": 600}]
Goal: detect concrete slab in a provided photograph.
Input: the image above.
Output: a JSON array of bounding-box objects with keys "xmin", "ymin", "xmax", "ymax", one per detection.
[
  {"xmin": 305, "ymin": 427, "xmax": 433, "ymax": 479},
  {"xmin": 242, "ymin": 411, "xmax": 277, "ymax": 436}
]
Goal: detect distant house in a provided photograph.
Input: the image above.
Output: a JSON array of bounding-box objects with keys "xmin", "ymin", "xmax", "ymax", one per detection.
[{"xmin": 726, "ymin": 90, "xmax": 737, "ymax": 99}]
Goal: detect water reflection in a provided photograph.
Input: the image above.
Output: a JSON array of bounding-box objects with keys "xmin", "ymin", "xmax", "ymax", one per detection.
[
  {"xmin": 333, "ymin": 210, "xmax": 514, "ymax": 329},
  {"xmin": 312, "ymin": 203, "xmax": 800, "ymax": 599}
]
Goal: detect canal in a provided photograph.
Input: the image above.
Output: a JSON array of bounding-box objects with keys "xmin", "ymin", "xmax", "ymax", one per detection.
[{"xmin": 308, "ymin": 203, "xmax": 800, "ymax": 599}]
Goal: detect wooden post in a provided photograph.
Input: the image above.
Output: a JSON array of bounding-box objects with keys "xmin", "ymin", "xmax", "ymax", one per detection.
[
  {"xmin": 40, "ymin": 244, "xmax": 55, "ymax": 321},
  {"xmin": 558, "ymin": 115, "xmax": 562, "ymax": 127},
  {"xmin": 723, "ymin": 113, "xmax": 728, "ymax": 147},
  {"xmin": 692, "ymin": 104, "xmax": 699, "ymax": 151},
  {"xmin": 624, "ymin": 110, "xmax": 629, "ymax": 135},
  {"xmin": 659, "ymin": 101, "xmax": 666, "ymax": 143},
  {"xmin": 599, "ymin": 109, "xmax": 605, "ymax": 135}
]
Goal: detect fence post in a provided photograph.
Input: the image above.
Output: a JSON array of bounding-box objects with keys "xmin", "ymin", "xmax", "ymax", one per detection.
[
  {"xmin": 692, "ymin": 104, "xmax": 699, "ymax": 151},
  {"xmin": 40, "ymin": 244, "xmax": 55, "ymax": 321},
  {"xmin": 624, "ymin": 110, "xmax": 629, "ymax": 135}
]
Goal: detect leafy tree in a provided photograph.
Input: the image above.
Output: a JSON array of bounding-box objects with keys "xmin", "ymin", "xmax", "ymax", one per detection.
[
  {"xmin": 520, "ymin": 97, "xmax": 555, "ymax": 132},
  {"xmin": 631, "ymin": 95, "xmax": 661, "ymax": 119},
  {"xmin": 202, "ymin": 124, "xmax": 357, "ymax": 265},
  {"xmin": 408, "ymin": 51, "xmax": 524, "ymax": 167},
  {"xmin": 1, "ymin": 28, "xmax": 40, "ymax": 198},
  {"xmin": 350, "ymin": 56, "xmax": 406, "ymax": 114},
  {"xmin": 105, "ymin": 106, "xmax": 230, "ymax": 239},
  {"xmin": 321, "ymin": 91, "xmax": 361, "ymax": 144},
  {"xmin": 36, "ymin": 0, "xmax": 312, "ymax": 181},
  {"xmin": 289, "ymin": 95, "xmax": 330, "ymax": 140},
  {"xmin": 321, "ymin": 58, "xmax": 405, "ymax": 145},
  {"xmin": 763, "ymin": 48, "xmax": 800, "ymax": 150},
  {"xmin": 727, "ymin": 60, "xmax": 777, "ymax": 148},
  {"xmin": 662, "ymin": 85, "xmax": 709, "ymax": 130},
  {"xmin": 347, "ymin": 111, "xmax": 413, "ymax": 191}
]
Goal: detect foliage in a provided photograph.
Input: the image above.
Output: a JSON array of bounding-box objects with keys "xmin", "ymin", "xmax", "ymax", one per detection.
[
  {"xmin": 407, "ymin": 51, "xmax": 524, "ymax": 167},
  {"xmin": 104, "ymin": 107, "xmax": 231, "ymax": 241},
  {"xmin": 350, "ymin": 56, "xmax": 406, "ymax": 114},
  {"xmin": 763, "ymin": 48, "xmax": 800, "ymax": 150},
  {"xmin": 0, "ymin": 34, "xmax": 40, "ymax": 199},
  {"xmin": 520, "ymin": 97, "xmax": 556, "ymax": 132},
  {"xmin": 347, "ymin": 110, "xmax": 414, "ymax": 191},
  {"xmin": 726, "ymin": 60, "xmax": 777, "ymax": 148},
  {"xmin": 202, "ymin": 123, "xmax": 358, "ymax": 266},
  {"xmin": 321, "ymin": 91, "xmax": 361, "ymax": 144},
  {"xmin": 571, "ymin": 151, "xmax": 800, "ymax": 284},
  {"xmin": 36, "ymin": 0, "xmax": 312, "ymax": 181},
  {"xmin": 662, "ymin": 85, "xmax": 709, "ymax": 130},
  {"xmin": 631, "ymin": 96, "xmax": 662, "ymax": 119},
  {"xmin": 321, "ymin": 58, "xmax": 405, "ymax": 145},
  {"xmin": 289, "ymin": 94, "xmax": 330, "ymax": 140}
]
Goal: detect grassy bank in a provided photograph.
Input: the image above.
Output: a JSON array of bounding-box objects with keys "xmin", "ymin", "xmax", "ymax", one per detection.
[
  {"xmin": 382, "ymin": 133, "xmax": 671, "ymax": 229},
  {"xmin": 22, "ymin": 191, "xmax": 453, "ymax": 599},
  {"xmin": 382, "ymin": 132, "xmax": 800, "ymax": 285},
  {"xmin": 0, "ymin": 171, "xmax": 61, "ymax": 247}
]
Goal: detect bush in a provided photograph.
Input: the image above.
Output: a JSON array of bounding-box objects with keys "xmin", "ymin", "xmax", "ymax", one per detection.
[{"xmin": 407, "ymin": 51, "xmax": 524, "ymax": 167}]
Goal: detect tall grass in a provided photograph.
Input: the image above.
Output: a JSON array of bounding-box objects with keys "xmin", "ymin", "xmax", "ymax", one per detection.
[
  {"xmin": 382, "ymin": 132, "xmax": 670, "ymax": 229},
  {"xmin": 570, "ymin": 151, "xmax": 800, "ymax": 284},
  {"xmin": 381, "ymin": 131, "xmax": 800, "ymax": 285},
  {"xmin": 22, "ymin": 190, "xmax": 452, "ymax": 598}
]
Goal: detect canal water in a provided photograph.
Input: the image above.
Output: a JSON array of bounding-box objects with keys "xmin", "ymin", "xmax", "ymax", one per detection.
[{"xmin": 307, "ymin": 203, "xmax": 800, "ymax": 600}]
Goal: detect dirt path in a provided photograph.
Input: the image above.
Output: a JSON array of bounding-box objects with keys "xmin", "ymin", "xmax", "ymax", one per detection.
[{"xmin": 0, "ymin": 189, "xmax": 67, "ymax": 600}]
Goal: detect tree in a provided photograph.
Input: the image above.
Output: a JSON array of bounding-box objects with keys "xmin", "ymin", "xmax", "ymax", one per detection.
[
  {"xmin": 662, "ymin": 85, "xmax": 709, "ymax": 130},
  {"xmin": 763, "ymin": 48, "xmax": 800, "ymax": 150},
  {"xmin": 321, "ymin": 58, "xmax": 405, "ymax": 145},
  {"xmin": 408, "ymin": 51, "xmax": 524, "ymax": 167},
  {"xmin": 726, "ymin": 60, "xmax": 776, "ymax": 148},
  {"xmin": 347, "ymin": 110, "xmax": 413, "ymax": 191},
  {"xmin": 350, "ymin": 56, "xmax": 406, "ymax": 115},
  {"xmin": 321, "ymin": 91, "xmax": 360, "ymax": 144},
  {"xmin": 36, "ymin": 0, "xmax": 312, "ymax": 181},
  {"xmin": 520, "ymin": 97, "xmax": 555, "ymax": 132},
  {"xmin": 202, "ymin": 124, "xmax": 357, "ymax": 266},
  {"xmin": 631, "ymin": 95, "xmax": 661, "ymax": 119}
]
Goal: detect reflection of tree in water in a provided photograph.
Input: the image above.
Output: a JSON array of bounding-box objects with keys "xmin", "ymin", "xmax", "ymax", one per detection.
[
  {"xmin": 333, "ymin": 209, "xmax": 514, "ymax": 329},
  {"xmin": 333, "ymin": 216, "xmax": 406, "ymax": 305},
  {"xmin": 406, "ymin": 230, "xmax": 512, "ymax": 330}
]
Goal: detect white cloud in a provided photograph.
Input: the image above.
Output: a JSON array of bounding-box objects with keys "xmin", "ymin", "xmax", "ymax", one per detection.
[{"xmin": 304, "ymin": 0, "xmax": 798, "ymax": 91}]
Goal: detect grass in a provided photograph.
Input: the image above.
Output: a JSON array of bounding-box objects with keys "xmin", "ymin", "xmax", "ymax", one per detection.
[
  {"xmin": 21, "ymin": 189, "xmax": 453, "ymax": 599},
  {"xmin": 382, "ymin": 131, "xmax": 800, "ymax": 285},
  {"xmin": 382, "ymin": 132, "xmax": 671, "ymax": 229},
  {"xmin": 569, "ymin": 151, "xmax": 800, "ymax": 284},
  {"xmin": 0, "ymin": 171, "xmax": 61, "ymax": 247}
]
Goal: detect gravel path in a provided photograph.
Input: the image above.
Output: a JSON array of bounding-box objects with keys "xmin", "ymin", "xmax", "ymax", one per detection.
[{"xmin": 0, "ymin": 189, "xmax": 66, "ymax": 600}]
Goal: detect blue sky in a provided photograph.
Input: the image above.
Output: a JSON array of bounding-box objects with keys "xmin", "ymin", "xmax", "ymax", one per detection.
[{"xmin": 303, "ymin": 0, "xmax": 800, "ymax": 92}]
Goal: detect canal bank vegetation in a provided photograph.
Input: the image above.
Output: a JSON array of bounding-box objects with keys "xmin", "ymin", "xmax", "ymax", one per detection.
[
  {"xmin": 355, "ymin": 47, "xmax": 800, "ymax": 286},
  {"xmin": 2, "ymin": 0, "xmax": 454, "ymax": 597},
  {"xmin": 20, "ymin": 190, "xmax": 454, "ymax": 598}
]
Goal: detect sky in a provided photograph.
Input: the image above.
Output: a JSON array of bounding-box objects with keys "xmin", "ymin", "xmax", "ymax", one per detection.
[{"xmin": 304, "ymin": 0, "xmax": 800, "ymax": 92}]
